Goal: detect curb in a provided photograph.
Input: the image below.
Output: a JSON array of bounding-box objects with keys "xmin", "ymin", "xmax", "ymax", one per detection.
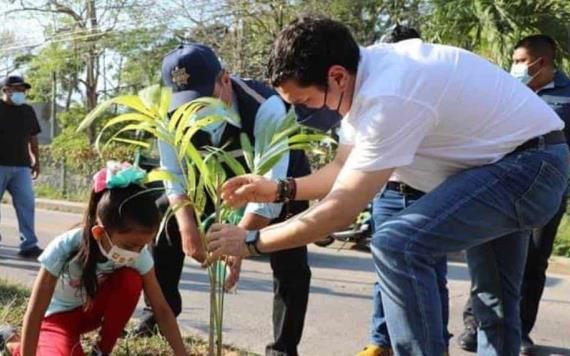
[
  {"xmin": 2, "ymin": 197, "xmax": 570, "ymax": 275},
  {"xmin": 2, "ymin": 196, "xmax": 85, "ymax": 214}
]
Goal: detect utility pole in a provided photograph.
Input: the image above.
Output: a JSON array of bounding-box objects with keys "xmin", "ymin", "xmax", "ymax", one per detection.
[
  {"xmin": 86, "ymin": 0, "xmax": 98, "ymax": 143},
  {"xmin": 50, "ymin": 71, "xmax": 57, "ymax": 140}
]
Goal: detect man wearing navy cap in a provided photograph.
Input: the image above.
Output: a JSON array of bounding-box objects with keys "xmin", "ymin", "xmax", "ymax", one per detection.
[
  {"xmin": 0, "ymin": 75, "xmax": 43, "ymax": 258},
  {"xmin": 135, "ymin": 43, "xmax": 312, "ymax": 356}
]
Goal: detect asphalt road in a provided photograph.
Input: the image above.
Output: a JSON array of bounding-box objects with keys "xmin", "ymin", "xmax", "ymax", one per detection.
[{"xmin": 1, "ymin": 203, "xmax": 569, "ymax": 355}]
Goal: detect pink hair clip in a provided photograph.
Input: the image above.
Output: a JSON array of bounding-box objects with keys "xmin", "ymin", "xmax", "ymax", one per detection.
[{"xmin": 93, "ymin": 167, "xmax": 108, "ymax": 193}]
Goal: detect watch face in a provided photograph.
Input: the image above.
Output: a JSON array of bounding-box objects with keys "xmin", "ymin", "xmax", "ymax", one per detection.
[{"xmin": 245, "ymin": 230, "xmax": 258, "ymax": 243}]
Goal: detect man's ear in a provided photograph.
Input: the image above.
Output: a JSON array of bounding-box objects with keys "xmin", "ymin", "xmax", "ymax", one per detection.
[
  {"xmin": 221, "ymin": 70, "xmax": 231, "ymax": 86},
  {"xmin": 91, "ymin": 225, "xmax": 105, "ymax": 241},
  {"xmin": 329, "ymin": 65, "xmax": 349, "ymax": 88}
]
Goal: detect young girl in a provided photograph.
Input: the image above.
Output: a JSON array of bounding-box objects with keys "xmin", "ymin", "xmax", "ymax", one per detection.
[{"xmin": 2, "ymin": 162, "xmax": 187, "ymax": 356}]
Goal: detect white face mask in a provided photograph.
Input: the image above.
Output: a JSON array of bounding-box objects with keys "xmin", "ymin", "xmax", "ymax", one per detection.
[
  {"xmin": 97, "ymin": 230, "xmax": 140, "ymax": 266},
  {"xmin": 510, "ymin": 58, "xmax": 542, "ymax": 85}
]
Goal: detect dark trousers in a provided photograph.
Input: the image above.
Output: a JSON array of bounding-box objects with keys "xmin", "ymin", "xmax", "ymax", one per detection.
[
  {"xmin": 144, "ymin": 195, "xmax": 311, "ymax": 356},
  {"xmin": 463, "ymin": 194, "xmax": 567, "ymax": 336}
]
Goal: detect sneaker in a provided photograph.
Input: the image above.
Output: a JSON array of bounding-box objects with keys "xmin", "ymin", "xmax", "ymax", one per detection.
[
  {"xmin": 355, "ymin": 344, "xmax": 393, "ymax": 356},
  {"xmin": 18, "ymin": 246, "xmax": 43, "ymax": 259},
  {"xmin": 457, "ymin": 327, "xmax": 477, "ymax": 352},
  {"xmin": 131, "ymin": 317, "xmax": 159, "ymax": 338},
  {"xmin": 520, "ymin": 334, "xmax": 535, "ymax": 355}
]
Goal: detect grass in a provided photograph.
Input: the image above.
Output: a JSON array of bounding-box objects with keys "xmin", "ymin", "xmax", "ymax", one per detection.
[
  {"xmin": 554, "ymin": 215, "xmax": 570, "ymax": 258},
  {"xmin": 0, "ymin": 279, "xmax": 257, "ymax": 356}
]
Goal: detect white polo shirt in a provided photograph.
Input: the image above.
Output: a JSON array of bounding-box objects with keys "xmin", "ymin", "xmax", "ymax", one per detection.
[{"xmin": 339, "ymin": 39, "xmax": 564, "ymax": 192}]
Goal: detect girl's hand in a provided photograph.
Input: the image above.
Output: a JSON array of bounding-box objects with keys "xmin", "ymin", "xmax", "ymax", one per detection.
[{"xmin": 143, "ymin": 268, "xmax": 188, "ymax": 356}]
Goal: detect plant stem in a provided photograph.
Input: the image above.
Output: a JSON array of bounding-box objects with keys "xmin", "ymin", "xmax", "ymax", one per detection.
[
  {"xmin": 214, "ymin": 185, "xmax": 223, "ymax": 356},
  {"xmin": 209, "ymin": 267, "xmax": 216, "ymax": 356}
]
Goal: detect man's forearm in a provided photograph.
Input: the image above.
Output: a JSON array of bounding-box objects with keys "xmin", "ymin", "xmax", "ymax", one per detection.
[
  {"xmin": 257, "ymin": 167, "xmax": 393, "ymax": 253},
  {"xmin": 295, "ymin": 160, "xmax": 342, "ymax": 201},
  {"xmin": 29, "ymin": 136, "xmax": 39, "ymax": 165},
  {"xmin": 168, "ymin": 195, "xmax": 199, "ymax": 233}
]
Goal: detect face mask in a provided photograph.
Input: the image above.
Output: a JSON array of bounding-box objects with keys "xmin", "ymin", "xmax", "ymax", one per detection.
[
  {"xmin": 10, "ymin": 92, "xmax": 26, "ymax": 106},
  {"xmin": 97, "ymin": 230, "xmax": 140, "ymax": 266},
  {"xmin": 510, "ymin": 58, "xmax": 542, "ymax": 85},
  {"xmin": 294, "ymin": 87, "xmax": 344, "ymax": 132}
]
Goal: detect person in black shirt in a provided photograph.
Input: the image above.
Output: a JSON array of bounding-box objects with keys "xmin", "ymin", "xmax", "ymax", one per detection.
[{"xmin": 0, "ymin": 75, "xmax": 43, "ymax": 258}]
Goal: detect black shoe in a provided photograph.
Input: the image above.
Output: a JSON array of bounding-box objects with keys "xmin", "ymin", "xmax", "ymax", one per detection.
[
  {"xmin": 457, "ymin": 327, "xmax": 477, "ymax": 352},
  {"xmin": 18, "ymin": 246, "xmax": 43, "ymax": 259},
  {"xmin": 520, "ymin": 334, "xmax": 535, "ymax": 355}
]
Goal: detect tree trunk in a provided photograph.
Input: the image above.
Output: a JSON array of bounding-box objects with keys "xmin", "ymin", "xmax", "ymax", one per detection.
[{"xmin": 85, "ymin": 0, "xmax": 98, "ymax": 143}]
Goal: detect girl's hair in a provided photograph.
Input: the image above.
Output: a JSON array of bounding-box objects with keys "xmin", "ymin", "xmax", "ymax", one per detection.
[{"xmin": 75, "ymin": 184, "xmax": 160, "ymax": 301}]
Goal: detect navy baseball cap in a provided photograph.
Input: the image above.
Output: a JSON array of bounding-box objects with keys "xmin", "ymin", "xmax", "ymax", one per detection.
[
  {"xmin": 162, "ymin": 43, "xmax": 222, "ymax": 112},
  {"xmin": 1, "ymin": 75, "xmax": 31, "ymax": 89}
]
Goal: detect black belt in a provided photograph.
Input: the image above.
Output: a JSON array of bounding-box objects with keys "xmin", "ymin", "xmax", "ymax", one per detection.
[
  {"xmin": 512, "ymin": 130, "xmax": 566, "ymax": 154},
  {"xmin": 385, "ymin": 181, "xmax": 424, "ymax": 196}
]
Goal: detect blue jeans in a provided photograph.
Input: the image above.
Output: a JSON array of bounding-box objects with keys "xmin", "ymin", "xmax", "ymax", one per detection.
[
  {"xmin": 369, "ymin": 188, "xmax": 449, "ymax": 348},
  {"xmin": 371, "ymin": 143, "xmax": 569, "ymax": 356},
  {"xmin": 0, "ymin": 165, "xmax": 38, "ymax": 251}
]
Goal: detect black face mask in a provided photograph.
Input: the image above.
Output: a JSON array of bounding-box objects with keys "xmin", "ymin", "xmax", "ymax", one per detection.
[{"xmin": 294, "ymin": 86, "xmax": 344, "ymax": 132}]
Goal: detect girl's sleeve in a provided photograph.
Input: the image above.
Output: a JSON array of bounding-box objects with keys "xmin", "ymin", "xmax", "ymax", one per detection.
[{"xmin": 133, "ymin": 247, "xmax": 154, "ymax": 275}]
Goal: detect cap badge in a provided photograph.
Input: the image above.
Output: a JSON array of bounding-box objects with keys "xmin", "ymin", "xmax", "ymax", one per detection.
[{"xmin": 171, "ymin": 66, "xmax": 190, "ymax": 87}]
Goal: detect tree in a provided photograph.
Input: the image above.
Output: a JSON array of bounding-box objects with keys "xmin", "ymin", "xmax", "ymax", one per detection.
[
  {"xmin": 422, "ymin": 0, "xmax": 570, "ymax": 71},
  {"xmin": 9, "ymin": 0, "xmax": 157, "ymax": 141}
]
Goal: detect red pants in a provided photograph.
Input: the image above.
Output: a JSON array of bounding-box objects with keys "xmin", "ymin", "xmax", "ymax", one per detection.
[{"xmin": 12, "ymin": 268, "xmax": 142, "ymax": 356}]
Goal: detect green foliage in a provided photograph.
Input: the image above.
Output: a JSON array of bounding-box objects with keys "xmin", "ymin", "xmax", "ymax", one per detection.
[
  {"xmin": 554, "ymin": 214, "xmax": 570, "ymax": 257},
  {"xmin": 422, "ymin": 0, "xmax": 570, "ymax": 72}
]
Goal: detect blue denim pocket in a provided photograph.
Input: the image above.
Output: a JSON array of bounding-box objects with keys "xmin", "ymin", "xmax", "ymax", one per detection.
[{"xmin": 515, "ymin": 160, "xmax": 567, "ymax": 229}]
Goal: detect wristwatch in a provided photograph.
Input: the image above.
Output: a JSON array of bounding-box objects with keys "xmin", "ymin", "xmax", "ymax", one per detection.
[{"xmin": 245, "ymin": 230, "xmax": 262, "ymax": 257}]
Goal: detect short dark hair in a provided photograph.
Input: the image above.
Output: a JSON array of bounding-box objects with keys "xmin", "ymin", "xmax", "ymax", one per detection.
[
  {"xmin": 267, "ymin": 16, "xmax": 360, "ymax": 88},
  {"xmin": 514, "ymin": 34, "xmax": 556, "ymax": 62},
  {"xmin": 382, "ymin": 25, "xmax": 421, "ymax": 43}
]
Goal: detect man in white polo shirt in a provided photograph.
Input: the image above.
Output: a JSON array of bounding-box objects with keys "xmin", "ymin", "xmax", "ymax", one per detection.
[{"xmin": 207, "ymin": 16, "xmax": 568, "ymax": 355}]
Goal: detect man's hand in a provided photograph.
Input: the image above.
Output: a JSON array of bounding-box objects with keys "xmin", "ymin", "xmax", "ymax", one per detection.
[
  {"xmin": 221, "ymin": 174, "xmax": 278, "ymax": 208},
  {"xmin": 224, "ymin": 256, "xmax": 242, "ymax": 291},
  {"xmin": 206, "ymin": 223, "xmax": 249, "ymax": 263},
  {"xmin": 180, "ymin": 227, "xmax": 206, "ymax": 263},
  {"xmin": 31, "ymin": 162, "xmax": 40, "ymax": 179}
]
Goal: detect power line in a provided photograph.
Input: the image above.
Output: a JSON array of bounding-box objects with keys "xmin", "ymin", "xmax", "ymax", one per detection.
[{"xmin": 0, "ymin": 19, "xmax": 173, "ymax": 54}]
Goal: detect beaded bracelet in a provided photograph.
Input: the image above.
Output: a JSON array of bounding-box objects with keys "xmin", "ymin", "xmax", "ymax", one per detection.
[{"xmin": 274, "ymin": 177, "xmax": 297, "ymax": 203}]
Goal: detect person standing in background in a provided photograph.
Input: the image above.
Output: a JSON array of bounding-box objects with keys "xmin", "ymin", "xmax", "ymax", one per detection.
[
  {"xmin": 0, "ymin": 75, "xmax": 43, "ymax": 259},
  {"xmin": 458, "ymin": 34, "xmax": 570, "ymax": 355}
]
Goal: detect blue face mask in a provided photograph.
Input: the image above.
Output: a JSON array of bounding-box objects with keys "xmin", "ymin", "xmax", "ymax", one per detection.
[
  {"xmin": 294, "ymin": 87, "xmax": 344, "ymax": 132},
  {"xmin": 10, "ymin": 92, "xmax": 27, "ymax": 106}
]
